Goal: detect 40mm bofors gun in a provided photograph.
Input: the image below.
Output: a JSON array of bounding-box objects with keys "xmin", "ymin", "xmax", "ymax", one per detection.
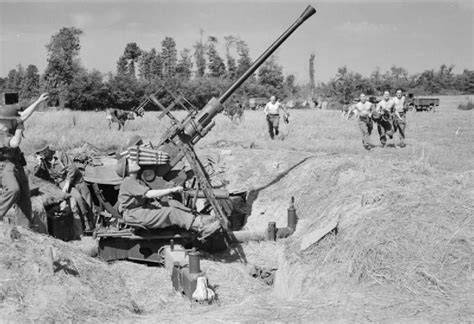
[
  {"xmin": 138, "ymin": 5, "xmax": 316, "ymax": 229},
  {"xmin": 91, "ymin": 5, "xmax": 316, "ymax": 300}
]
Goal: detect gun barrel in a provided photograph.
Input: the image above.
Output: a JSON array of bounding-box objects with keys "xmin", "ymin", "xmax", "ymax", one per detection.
[
  {"xmin": 183, "ymin": 5, "xmax": 316, "ymax": 139},
  {"xmin": 219, "ymin": 5, "xmax": 316, "ymax": 104}
]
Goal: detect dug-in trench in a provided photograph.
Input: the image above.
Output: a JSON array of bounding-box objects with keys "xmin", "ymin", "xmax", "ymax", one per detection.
[{"xmin": 1, "ymin": 146, "xmax": 472, "ymax": 322}]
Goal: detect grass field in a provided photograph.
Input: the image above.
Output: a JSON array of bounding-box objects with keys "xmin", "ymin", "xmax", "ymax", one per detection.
[{"xmin": 1, "ymin": 95, "xmax": 473, "ymax": 322}]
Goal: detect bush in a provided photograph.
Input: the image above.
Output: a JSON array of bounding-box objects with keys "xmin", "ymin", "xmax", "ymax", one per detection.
[{"xmin": 457, "ymin": 99, "xmax": 474, "ymax": 110}]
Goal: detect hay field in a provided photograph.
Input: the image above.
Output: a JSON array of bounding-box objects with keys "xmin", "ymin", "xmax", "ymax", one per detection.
[{"xmin": 1, "ymin": 95, "xmax": 473, "ymax": 322}]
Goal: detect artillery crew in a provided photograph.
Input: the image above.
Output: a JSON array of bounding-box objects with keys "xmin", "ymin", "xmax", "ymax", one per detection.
[
  {"xmin": 374, "ymin": 91, "xmax": 395, "ymax": 147},
  {"xmin": 263, "ymin": 96, "xmax": 288, "ymax": 140},
  {"xmin": 0, "ymin": 93, "xmax": 48, "ymax": 229},
  {"xmin": 115, "ymin": 153, "xmax": 222, "ymax": 241},
  {"xmin": 352, "ymin": 94, "xmax": 374, "ymax": 150},
  {"xmin": 33, "ymin": 141, "xmax": 95, "ymax": 236},
  {"xmin": 392, "ymin": 89, "xmax": 407, "ymax": 147}
]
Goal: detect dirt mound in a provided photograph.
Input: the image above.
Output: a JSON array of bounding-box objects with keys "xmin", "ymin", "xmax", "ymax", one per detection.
[
  {"xmin": 201, "ymin": 147, "xmax": 473, "ymax": 321},
  {"xmin": 2, "ymin": 145, "xmax": 472, "ymax": 322},
  {"xmin": 0, "ymin": 225, "xmax": 141, "ymax": 322}
]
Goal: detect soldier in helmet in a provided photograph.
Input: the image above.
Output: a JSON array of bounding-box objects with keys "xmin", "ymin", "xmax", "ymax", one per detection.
[
  {"xmin": 0, "ymin": 93, "xmax": 48, "ymax": 229},
  {"xmin": 115, "ymin": 156, "xmax": 221, "ymax": 241},
  {"xmin": 374, "ymin": 91, "xmax": 395, "ymax": 147},
  {"xmin": 33, "ymin": 141, "xmax": 94, "ymax": 235}
]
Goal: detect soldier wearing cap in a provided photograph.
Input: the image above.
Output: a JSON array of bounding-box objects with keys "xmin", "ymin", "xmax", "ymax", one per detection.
[
  {"xmin": 0, "ymin": 93, "xmax": 48, "ymax": 229},
  {"xmin": 392, "ymin": 89, "xmax": 407, "ymax": 147},
  {"xmin": 33, "ymin": 141, "xmax": 94, "ymax": 234},
  {"xmin": 115, "ymin": 155, "xmax": 221, "ymax": 241},
  {"xmin": 374, "ymin": 91, "xmax": 395, "ymax": 147}
]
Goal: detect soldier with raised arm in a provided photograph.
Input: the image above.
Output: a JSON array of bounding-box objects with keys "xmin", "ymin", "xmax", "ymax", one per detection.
[
  {"xmin": 0, "ymin": 93, "xmax": 49, "ymax": 229},
  {"xmin": 352, "ymin": 93, "xmax": 374, "ymax": 150},
  {"xmin": 392, "ymin": 89, "xmax": 407, "ymax": 147}
]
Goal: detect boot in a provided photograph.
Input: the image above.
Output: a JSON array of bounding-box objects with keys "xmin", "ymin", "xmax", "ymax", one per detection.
[
  {"xmin": 199, "ymin": 220, "xmax": 221, "ymax": 241},
  {"xmin": 190, "ymin": 216, "xmax": 221, "ymax": 241}
]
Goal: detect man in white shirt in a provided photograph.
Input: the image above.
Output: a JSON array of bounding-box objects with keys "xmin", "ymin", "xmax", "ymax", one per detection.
[
  {"xmin": 263, "ymin": 96, "xmax": 287, "ymax": 139},
  {"xmin": 392, "ymin": 89, "xmax": 407, "ymax": 147},
  {"xmin": 374, "ymin": 91, "xmax": 395, "ymax": 147},
  {"xmin": 352, "ymin": 93, "xmax": 374, "ymax": 150}
]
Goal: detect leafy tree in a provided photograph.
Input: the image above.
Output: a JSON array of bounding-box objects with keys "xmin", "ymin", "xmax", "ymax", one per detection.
[
  {"xmin": 123, "ymin": 42, "xmax": 142, "ymax": 78},
  {"xmin": 454, "ymin": 69, "xmax": 474, "ymax": 93},
  {"xmin": 258, "ymin": 56, "xmax": 284, "ymax": 90},
  {"xmin": 107, "ymin": 74, "xmax": 143, "ymax": 110},
  {"xmin": 150, "ymin": 49, "xmax": 163, "ymax": 80},
  {"xmin": 161, "ymin": 37, "xmax": 177, "ymax": 78},
  {"xmin": 44, "ymin": 27, "xmax": 83, "ymax": 106},
  {"xmin": 181, "ymin": 76, "xmax": 227, "ymax": 108},
  {"xmin": 65, "ymin": 69, "xmax": 112, "ymax": 110},
  {"xmin": 20, "ymin": 64, "xmax": 40, "ymax": 98},
  {"xmin": 236, "ymin": 40, "xmax": 252, "ymax": 78},
  {"xmin": 176, "ymin": 48, "xmax": 193, "ymax": 80},
  {"xmin": 116, "ymin": 55, "xmax": 129, "ymax": 76},
  {"xmin": 194, "ymin": 29, "xmax": 207, "ymax": 77},
  {"xmin": 417, "ymin": 69, "xmax": 440, "ymax": 94},
  {"xmin": 437, "ymin": 64, "xmax": 455, "ymax": 89},
  {"xmin": 284, "ymin": 74, "xmax": 298, "ymax": 98},
  {"xmin": 138, "ymin": 49, "xmax": 157, "ymax": 81},
  {"xmin": 323, "ymin": 66, "xmax": 373, "ymax": 103},
  {"xmin": 5, "ymin": 69, "xmax": 19, "ymax": 91},
  {"xmin": 224, "ymin": 35, "xmax": 238, "ymax": 79},
  {"xmin": 207, "ymin": 36, "xmax": 226, "ymax": 78}
]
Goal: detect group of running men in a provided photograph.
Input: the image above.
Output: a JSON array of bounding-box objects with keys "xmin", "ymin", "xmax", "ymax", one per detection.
[{"xmin": 349, "ymin": 89, "xmax": 407, "ymax": 150}]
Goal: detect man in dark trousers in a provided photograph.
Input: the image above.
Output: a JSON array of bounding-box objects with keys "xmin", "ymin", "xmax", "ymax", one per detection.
[
  {"xmin": 263, "ymin": 96, "xmax": 288, "ymax": 139},
  {"xmin": 0, "ymin": 93, "xmax": 48, "ymax": 229},
  {"xmin": 392, "ymin": 89, "xmax": 407, "ymax": 147},
  {"xmin": 374, "ymin": 91, "xmax": 395, "ymax": 147}
]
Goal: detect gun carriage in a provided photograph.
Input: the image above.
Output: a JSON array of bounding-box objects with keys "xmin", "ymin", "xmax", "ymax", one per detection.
[{"xmin": 82, "ymin": 5, "xmax": 316, "ymax": 300}]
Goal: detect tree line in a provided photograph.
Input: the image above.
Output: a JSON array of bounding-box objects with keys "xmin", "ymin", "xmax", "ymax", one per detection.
[{"xmin": 0, "ymin": 26, "xmax": 472, "ymax": 110}]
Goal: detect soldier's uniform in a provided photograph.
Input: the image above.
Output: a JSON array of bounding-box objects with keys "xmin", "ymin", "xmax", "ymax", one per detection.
[
  {"xmin": 34, "ymin": 145, "xmax": 94, "ymax": 234},
  {"xmin": 115, "ymin": 155, "xmax": 221, "ymax": 240},
  {"xmin": 0, "ymin": 111, "xmax": 31, "ymax": 228},
  {"xmin": 264, "ymin": 101, "xmax": 285, "ymax": 139},
  {"xmin": 354, "ymin": 101, "xmax": 373, "ymax": 150},
  {"xmin": 117, "ymin": 176, "xmax": 195, "ymax": 230},
  {"xmin": 392, "ymin": 96, "xmax": 407, "ymax": 147},
  {"xmin": 375, "ymin": 99, "xmax": 395, "ymax": 146}
]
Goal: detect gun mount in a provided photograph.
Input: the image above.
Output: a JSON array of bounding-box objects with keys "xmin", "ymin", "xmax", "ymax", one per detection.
[
  {"xmin": 137, "ymin": 5, "xmax": 316, "ymax": 231},
  {"xmin": 88, "ymin": 5, "xmax": 315, "ymax": 300}
]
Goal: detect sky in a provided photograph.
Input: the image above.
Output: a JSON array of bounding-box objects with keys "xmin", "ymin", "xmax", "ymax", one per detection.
[{"xmin": 0, "ymin": 0, "xmax": 472, "ymax": 83}]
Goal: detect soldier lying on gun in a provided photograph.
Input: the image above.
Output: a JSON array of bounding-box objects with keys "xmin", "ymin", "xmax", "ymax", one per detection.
[{"xmin": 115, "ymin": 154, "xmax": 221, "ymax": 241}]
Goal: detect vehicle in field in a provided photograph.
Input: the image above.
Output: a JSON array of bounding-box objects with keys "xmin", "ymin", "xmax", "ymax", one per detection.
[
  {"xmin": 248, "ymin": 97, "xmax": 268, "ymax": 110},
  {"xmin": 406, "ymin": 93, "xmax": 440, "ymax": 112}
]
